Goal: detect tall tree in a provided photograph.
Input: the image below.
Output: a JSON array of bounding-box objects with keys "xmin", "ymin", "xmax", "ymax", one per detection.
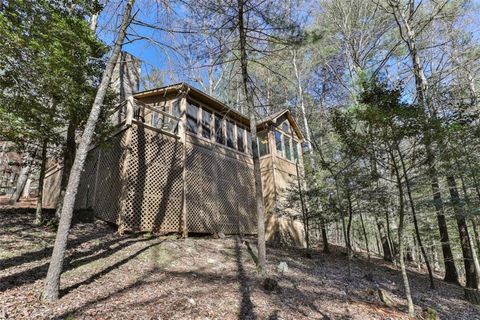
[
  {"xmin": 0, "ymin": 0, "xmax": 108, "ymax": 222},
  {"xmin": 381, "ymin": 0, "xmax": 461, "ymax": 285},
  {"xmin": 43, "ymin": 0, "xmax": 135, "ymax": 300},
  {"xmin": 237, "ymin": 0, "xmax": 266, "ymax": 273}
]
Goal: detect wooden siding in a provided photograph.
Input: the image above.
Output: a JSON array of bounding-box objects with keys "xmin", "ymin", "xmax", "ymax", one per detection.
[{"xmin": 42, "ymin": 167, "xmax": 62, "ymax": 208}]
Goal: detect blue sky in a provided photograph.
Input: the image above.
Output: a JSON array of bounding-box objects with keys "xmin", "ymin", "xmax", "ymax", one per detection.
[
  {"xmin": 97, "ymin": 0, "xmax": 480, "ymax": 95},
  {"xmin": 98, "ymin": 0, "xmax": 193, "ymax": 90}
]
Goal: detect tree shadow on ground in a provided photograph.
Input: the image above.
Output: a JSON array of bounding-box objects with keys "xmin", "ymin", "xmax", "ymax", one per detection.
[
  {"xmin": 0, "ymin": 234, "xmax": 149, "ymax": 292},
  {"xmin": 234, "ymin": 237, "xmax": 256, "ymax": 320},
  {"xmin": 47, "ymin": 238, "xmax": 374, "ymax": 320},
  {"xmin": 0, "ymin": 208, "xmax": 114, "ymax": 271},
  {"xmin": 53, "ymin": 238, "xmax": 259, "ymax": 319},
  {"xmin": 0, "ymin": 229, "xmax": 114, "ymax": 272},
  {"xmin": 60, "ymin": 239, "xmax": 164, "ymax": 296}
]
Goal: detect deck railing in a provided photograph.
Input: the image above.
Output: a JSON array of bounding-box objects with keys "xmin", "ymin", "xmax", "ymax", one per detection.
[{"xmin": 109, "ymin": 97, "xmax": 181, "ymax": 137}]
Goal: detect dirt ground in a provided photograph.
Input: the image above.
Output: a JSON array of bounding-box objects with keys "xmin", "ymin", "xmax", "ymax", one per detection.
[{"xmin": 0, "ymin": 208, "xmax": 479, "ymax": 320}]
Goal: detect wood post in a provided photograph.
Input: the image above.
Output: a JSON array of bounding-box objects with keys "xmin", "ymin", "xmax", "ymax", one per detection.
[
  {"xmin": 179, "ymin": 87, "xmax": 189, "ymax": 237},
  {"xmin": 118, "ymin": 97, "xmax": 135, "ymax": 233}
]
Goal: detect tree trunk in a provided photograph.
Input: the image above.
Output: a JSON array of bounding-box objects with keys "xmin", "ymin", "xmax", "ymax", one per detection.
[
  {"xmin": 376, "ymin": 216, "xmax": 393, "ymax": 262},
  {"xmin": 237, "ymin": 0, "xmax": 266, "ymax": 274},
  {"xmin": 397, "ymin": 144, "xmax": 435, "ymax": 289},
  {"xmin": 320, "ymin": 217, "xmax": 330, "ymax": 253},
  {"xmin": 410, "ymin": 233, "xmax": 417, "ymax": 263},
  {"xmin": 346, "ymin": 192, "xmax": 354, "ymax": 276},
  {"xmin": 389, "ymin": 147, "xmax": 415, "ymax": 316},
  {"xmin": 22, "ymin": 178, "xmax": 32, "ymax": 198},
  {"xmin": 292, "ymin": 48, "xmax": 326, "ymax": 255},
  {"xmin": 296, "ymin": 162, "xmax": 310, "ymax": 257},
  {"xmin": 375, "ymin": 228, "xmax": 383, "ymax": 256},
  {"xmin": 9, "ymin": 153, "xmax": 34, "ymax": 205},
  {"xmin": 459, "ymin": 173, "xmax": 480, "ymax": 257},
  {"xmin": 42, "ymin": 0, "xmax": 135, "ymax": 301},
  {"xmin": 390, "ymin": 1, "xmax": 459, "ymax": 285},
  {"xmin": 55, "ymin": 122, "xmax": 77, "ymax": 218},
  {"xmin": 458, "ymin": 174, "xmax": 480, "ymax": 277},
  {"xmin": 431, "ymin": 240, "xmax": 440, "ymax": 272},
  {"xmin": 359, "ymin": 211, "xmax": 370, "ymax": 259},
  {"xmin": 465, "ymin": 155, "xmax": 480, "ymax": 202},
  {"xmin": 292, "ymin": 48, "xmax": 312, "ymax": 151},
  {"xmin": 90, "ymin": 13, "xmax": 99, "ymax": 32},
  {"xmin": 413, "ymin": 234, "xmax": 423, "ymax": 271},
  {"xmin": 385, "ymin": 210, "xmax": 396, "ymax": 256},
  {"xmin": 34, "ymin": 140, "xmax": 48, "ymax": 225},
  {"xmin": 430, "ymin": 153, "xmax": 459, "ymax": 284},
  {"xmin": 335, "ymin": 219, "xmax": 340, "ymax": 244},
  {"xmin": 472, "ymin": 218, "xmax": 480, "ymax": 256},
  {"xmin": 446, "ymin": 175, "xmax": 479, "ymax": 293},
  {"xmin": 468, "ymin": 223, "xmax": 480, "ymax": 286}
]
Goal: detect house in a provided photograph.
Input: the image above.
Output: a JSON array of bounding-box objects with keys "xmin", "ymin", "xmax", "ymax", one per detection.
[{"xmin": 43, "ymin": 83, "xmax": 306, "ymax": 246}]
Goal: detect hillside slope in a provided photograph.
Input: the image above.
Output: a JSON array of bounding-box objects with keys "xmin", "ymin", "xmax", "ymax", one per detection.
[{"xmin": 0, "ymin": 209, "xmax": 478, "ymax": 319}]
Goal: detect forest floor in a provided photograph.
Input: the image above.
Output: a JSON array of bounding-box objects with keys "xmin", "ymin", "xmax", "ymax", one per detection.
[{"xmin": 0, "ymin": 208, "xmax": 479, "ymax": 320}]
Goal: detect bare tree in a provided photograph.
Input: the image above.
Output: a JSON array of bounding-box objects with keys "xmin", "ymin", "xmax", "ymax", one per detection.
[
  {"xmin": 42, "ymin": 0, "xmax": 136, "ymax": 300},
  {"xmin": 381, "ymin": 0, "xmax": 460, "ymax": 285},
  {"xmin": 237, "ymin": 0, "xmax": 266, "ymax": 273}
]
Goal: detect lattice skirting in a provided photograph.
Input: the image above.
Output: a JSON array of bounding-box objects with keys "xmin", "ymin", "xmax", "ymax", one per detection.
[
  {"xmin": 73, "ymin": 124, "xmax": 257, "ymax": 235},
  {"xmin": 122, "ymin": 125, "xmax": 184, "ymax": 232},
  {"xmin": 185, "ymin": 144, "xmax": 256, "ymax": 234}
]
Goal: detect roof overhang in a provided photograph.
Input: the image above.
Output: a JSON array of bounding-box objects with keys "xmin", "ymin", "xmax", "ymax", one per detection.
[{"xmin": 257, "ymin": 109, "xmax": 304, "ymax": 141}]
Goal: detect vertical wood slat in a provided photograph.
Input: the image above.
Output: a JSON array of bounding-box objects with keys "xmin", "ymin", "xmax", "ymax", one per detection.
[{"xmin": 180, "ymin": 89, "xmax": 188, "ymax": 236}]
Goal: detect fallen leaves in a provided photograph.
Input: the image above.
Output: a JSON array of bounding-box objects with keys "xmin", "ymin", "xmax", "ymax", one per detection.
[{"xmin": 0, "ymin": 208, "xmax": 478, "ymax": 319}]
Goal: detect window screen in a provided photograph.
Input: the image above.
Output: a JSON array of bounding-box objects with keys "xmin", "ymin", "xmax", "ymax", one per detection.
[
  {"xmin": 237, "ymin": 126, "xmax": 245, "ymax": 152},
  {"xmin": 172, "ymin": 100, "xmax": 181, "ymax": 118},
  {"xmin": 151, "ymin": 112, "xmax": 161, "ymax": 128},
  {"xmin": 275, "ymin": 131, "xmax": 283, "ymax": 157},
  {"xmin": 171, "ymin": 100, "xmax": 180, "ymax": 133},
  {"xmin": 257, "ymin": 131, "xmax": 269, "ymax": 156},
  {"xmin": 285, "ymin": 137, "xmax": 292, "ymax": 160},
  {"xmin": 215, "ymin": 114, "xmax": 224, "ymax": 144},
  {"xmin": 293, "ymin": 141, "xmax": 299, "ymax": 162},
  {"xmin": 186, "ymin": 101, "xmax": 199, "ymax": 134},
  {"xmin": 227, "ymin": 121, "xmax": 235, "ymax": 148},
  {"xmin": 202, "ymin": 108, "xmax": 212, "ymax": 139}
]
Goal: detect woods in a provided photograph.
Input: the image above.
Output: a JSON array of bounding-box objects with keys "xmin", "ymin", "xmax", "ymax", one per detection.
[{"xmin": 1, "ymin": 0, "xmax": 480, "ymax": 318}]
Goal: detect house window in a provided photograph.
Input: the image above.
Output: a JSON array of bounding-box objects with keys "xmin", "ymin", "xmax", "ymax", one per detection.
[
  {"xmin": 293, "ymin": 141, "xmax": 299, "ymax": 163},
  {"xmin": 172, "ymin": 99, "xmax": 181, "ymax": 118},
  {"xmin": 257, "ymin": 131, "xmax": 269, "ymax": 156},
  {"xmin": 171, "ymin": 100, "xmax": 181, "ymax": 133},
  {"xmin": 285, "ymin": 137, "xmax": 292, "ymax": 160},
  {"xmin": 275, "ymin": 130, "xmax": 283, "ymax": 157},
  {"xmin": 162, "ymin": 105, "xmax": 170, "ymax": 129},
  {"xmin": 186, "ymin": 101, "xmax": 199, "ymax": 134},
  {"xmin": 202, "ymin": 108, "xmax": 212, "ymax": 139},
  {"xmin": 247, "ymin": 130, "xmax": 252, "ymax": 155},
  {"xmin": 282, "ymin": 121, "xmax": 290, "ymax": 133},
  {"xmin": 215, "ymin": 114, "xmax": 224, "ymax": 144},
  {"xmin": 227, "ymin": 121, "xmax": 235, "ymax": 149},
  {"xmin": 237, "ymin": 126, "xmax": 245, "ymax": 152},
  {"xmin": 151, "ymin": 112, "xmax": 161, "ymax": 128}
]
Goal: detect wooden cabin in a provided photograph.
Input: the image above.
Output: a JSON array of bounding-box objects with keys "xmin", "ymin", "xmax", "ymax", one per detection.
[{"xmin": 43, "ymin": 83, "xmax": 306, "ymax": 246}]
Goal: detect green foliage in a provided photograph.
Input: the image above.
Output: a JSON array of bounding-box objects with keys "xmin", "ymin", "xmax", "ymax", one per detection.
[{"xmin": 0, "ymin": 0, "xmax": 108, "ymax": 155}]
